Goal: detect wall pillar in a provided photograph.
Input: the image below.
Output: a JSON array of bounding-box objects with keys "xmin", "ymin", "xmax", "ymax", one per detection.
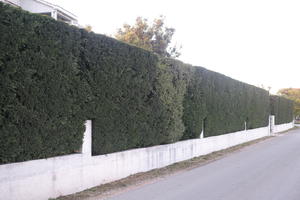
[
  {"xmin": 200, "ymin": 120, "xmax": 204, "ymax": 139},
  {"xmin": 269, "ymin": 115, "xmax": 275, "ymax": 135},
  {"xmin": 82, "ymin": 120, "xmax": 92, "ymax": 156},
  {"xmin": 51, "ymin": 10, "xmax": 57, "ymax": 20}
]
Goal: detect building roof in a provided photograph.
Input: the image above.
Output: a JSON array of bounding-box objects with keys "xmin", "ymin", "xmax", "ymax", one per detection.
[{"xmin": 0, "ymin": 0, "xmax": 20, "ymax": 7}]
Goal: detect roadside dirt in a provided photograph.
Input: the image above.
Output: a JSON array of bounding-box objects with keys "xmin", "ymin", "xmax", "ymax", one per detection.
[{"xmin": 53, "ymin": 134, "xmax": 283, "ymax": 200}]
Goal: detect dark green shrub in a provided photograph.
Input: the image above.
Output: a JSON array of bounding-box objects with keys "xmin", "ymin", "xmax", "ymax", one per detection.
[
  {"xmin": 78, "ymin": 31, "xmax": 167, "ymax": 155},
  {"xmin": 182, "ymin": 67, "xmax": 270, "ymax": 138},
  {"xmin": 155, "ymin": 58, "xmax": 189, "ymax": 143},
  {"xmin": 0, "ymin": 4, "xmax": 88, "ymax": 164},
  {"xmin": 181, "ymin": 66, "xmax": 207, "ymax": 139}
]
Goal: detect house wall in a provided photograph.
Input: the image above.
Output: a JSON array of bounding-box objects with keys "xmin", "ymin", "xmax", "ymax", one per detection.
[
  {"xmin": 0, "ymin": 120, "xmax": 294, "ymax": 200},
  {"xmin": 19, "ymin": 0, "xmax": 78, "ymax": 23},
  {"xmin": 20, "ymin": 0, "xmax": 52, "ymax": 14}
]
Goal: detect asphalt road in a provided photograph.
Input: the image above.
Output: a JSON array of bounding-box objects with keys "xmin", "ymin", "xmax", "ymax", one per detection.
[{"xmin": 104, "ymin": 128, "xmax": 300, "ymax": 200}]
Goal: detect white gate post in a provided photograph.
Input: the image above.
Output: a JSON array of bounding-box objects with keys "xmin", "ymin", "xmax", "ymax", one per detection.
[
  {"xmin": 269, "ymin": 115, "xmax": 275, "ymax": 135},
  {"xmin": 200, "ymin": 120, "xmax": 204, "ymax": 139},
  {"xmin": 82, "ymin": 120, "xmax": 92, "ymax": 157}
]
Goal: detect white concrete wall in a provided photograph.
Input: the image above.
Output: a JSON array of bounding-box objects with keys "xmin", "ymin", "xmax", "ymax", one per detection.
[
  {"xmin": 0, "ymin": 120, "xmax": 294, "ymax": 200},
  {"xmin": 273, "ymin": 121, "xmax": 294, "ymax": 133}
]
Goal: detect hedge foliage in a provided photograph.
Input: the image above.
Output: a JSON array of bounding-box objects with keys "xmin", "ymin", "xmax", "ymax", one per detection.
[
  {"xmin": 0, "ymin": 4, "xmax": 88, "ymax": 164},
  {"xmin": 79, "ymin": 31, "xmax": 160, "ymax": 155},
  {"xmin": 0, "ymin": 3, "xmax": 292, "ymax": 164},
  {"xmin": 270, "ymin": 95, "xmax": 294, "ymax": 124},
  {"xmin": 182, "ymin": 67, "xmax": 270, "ymax": 138}
]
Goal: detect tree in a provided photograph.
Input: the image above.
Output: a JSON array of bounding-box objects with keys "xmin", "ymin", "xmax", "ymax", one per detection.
[
  {"xmin": 115, "ymin": 16, "xmax": 181, "ymax": 58},
  {"xmin": 84, "ymin": 25, "xmax": 92, "ymax": 32},
  {"xmin": 277, "ymin": 88, "xmax": 300, "ymax": 119}
]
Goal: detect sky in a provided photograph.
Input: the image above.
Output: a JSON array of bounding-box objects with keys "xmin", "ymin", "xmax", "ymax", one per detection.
[{"xmin": 48, "ymin": 0, "xmax": 300, "ymax": 93}]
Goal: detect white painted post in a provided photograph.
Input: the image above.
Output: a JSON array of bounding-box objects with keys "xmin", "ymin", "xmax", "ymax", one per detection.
[
  {"xmin": 51, "ymin": 10, "xmax": 57, "ymax": 20},
  {"xmin": 269, "ymin": 115, "xmax": 275, "ymax": 135},
  {"xmin": 200, "ymin": 120, "xmax": 204, "ymax": 139},
  {"xmin": 82, "ymin": 120, "xmax": 92, "ymax": 156},
  {"xmin": 200, "ymin": 130, "xmax": 204, "ymax": 139}
]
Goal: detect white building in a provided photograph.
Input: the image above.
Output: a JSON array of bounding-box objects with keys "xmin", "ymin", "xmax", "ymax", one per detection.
[{"xmin": 0, "ymin": 0, "xmax": 78, "ymax": 26}]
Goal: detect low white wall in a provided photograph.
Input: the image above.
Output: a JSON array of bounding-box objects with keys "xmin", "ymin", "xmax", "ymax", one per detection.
[
  {"xmin": 273, "ymin": 121, "xmax": 294, "ymax": 133},
  {"xmin": 0, "ymin": 121, "xmax": 293, "ymax": 200}
]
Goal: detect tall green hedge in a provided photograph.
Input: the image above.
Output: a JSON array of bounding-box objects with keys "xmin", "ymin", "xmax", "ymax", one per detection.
[
  {"xmin": 270, "ymin": 95, "xmax": 294, "ymax": 124},
  {"xmin": 0, "ymin": 3, "xmax": 289, "ymax": 164},
  {"xmin": 0, "ymin": 4, "xmax": 88, "ymax": 163},
  {"xmin": 78, "ymin": 31, "xmax": 182, "ymax": 155},
  {"xmin": 181, "ymin": 67, "xmax": 270, "ymax": 138}
]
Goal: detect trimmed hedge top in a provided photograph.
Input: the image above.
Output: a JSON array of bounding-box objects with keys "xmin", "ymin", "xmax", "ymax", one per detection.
[{"xmin": 0, "ymin": 3, "xmax": 292, "ymax": 164}]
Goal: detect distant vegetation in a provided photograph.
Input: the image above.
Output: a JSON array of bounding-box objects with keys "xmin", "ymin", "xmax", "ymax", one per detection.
[{"xmin": 115, "ymin": 16, "xmax": 181, "ymax": 58}]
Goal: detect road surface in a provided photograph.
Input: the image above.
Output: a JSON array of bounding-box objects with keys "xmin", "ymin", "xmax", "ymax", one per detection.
[{"xmin": 104, "ymin": 128, "xmax": 300, "ymax": 200}]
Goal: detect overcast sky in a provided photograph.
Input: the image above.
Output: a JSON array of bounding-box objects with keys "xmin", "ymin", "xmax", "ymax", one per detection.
[{"xmin": 48, "ymin": 0, "xmax": 300, "ymax": 93}]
